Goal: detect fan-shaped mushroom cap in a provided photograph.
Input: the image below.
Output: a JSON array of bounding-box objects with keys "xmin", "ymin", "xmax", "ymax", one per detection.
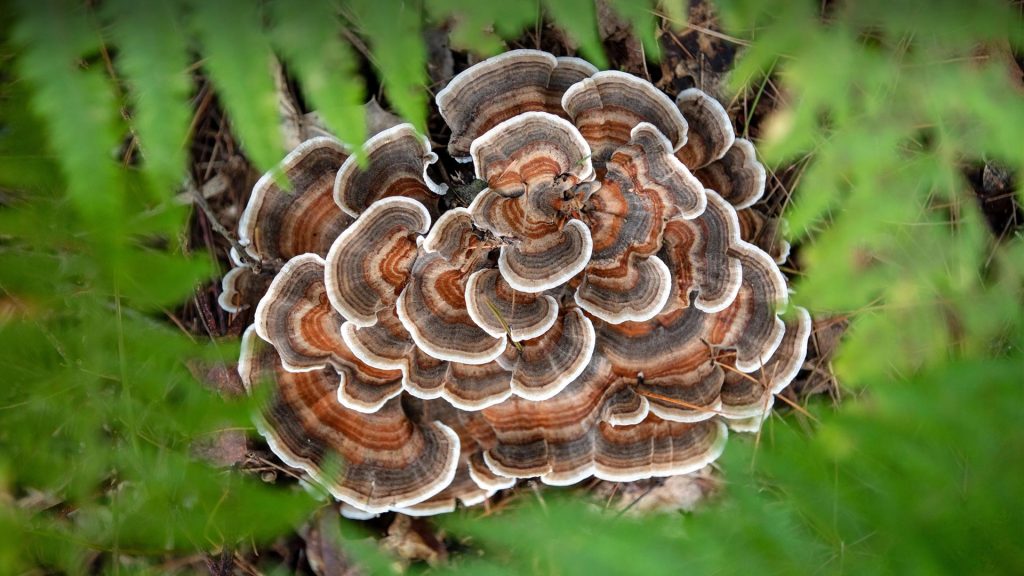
[
  {"xmin": 480, "ymin": 354, "xmax": 727, "ymax": 485},
  {"xmin": 479, "ymin": 356, "xmax": 620, "ymax": 482},
  {"xmin": 582, "ymin": 176, "xmax": 659, "ymax": 270},
  {"xmin": 600, "ymin": 382, "xmax": 652, "ymax": 427},
  {"xmin": 498, "ymin": 219, "xmax": 593, "ymax": 293},
  {"xmin": 325, "ymin": 197, "xmax": 430, "ymax": 327},
  {"xmin": 597, "ymin": 240, "xmax": 788, "ymax": 422},
  {"xmin": 354, "ymin": 342, "xmax": 513, "ymax": 411},
  {"xmin": 398, "ymin": 400, "xmax": 512, "ymax": 513},
  {"xmin": 254, "ymin": 254, "xmax": 349, "ymax": 372},
  {"xmin": 464, "ymin": 268, "xmax": 558, "ymax": 341},
  {"xmin": 659, "ymin": 190, "xmax": 743, "ymax": 314},
  {"xmin": 549, "ymin": 56, "xmax": 599, "ymax": 102},
  {"xmin": 467, "ymin": 450, "xmax": 516, "ymax": 492},
  {"xmin": 393, "ymin": 206, "xmax": 508, "ymax": 367},
  {"xmin": 218, "ymin": 265, "xmax": 273, "ymax": 313},
  {"xmin": 237, "ymin": 326, "xmax": 459, "ymax": 513},
  {"xmin": 346, "ymin": 297, "xmax": 588, "ymax": 409},
  {"xmin": 381, "ymin": 304, "xmax": 597, "ymax": 408},
  {"xmin": 501, "ymin": 308, "xmax": 596, "ymax": 401},
  {"xmin": 438, "ymin": 50, "xmax": 596, "ymax": 160},
  {"xmin": 674, "ymin": 88, "xmax": 735, "ymax": 169},
  {"xmin": 403, "ymin": 349, "xmax": 450, "ymax": 396},
  {"xmin": 398, "ymin": 464, "xmax": 494, "ymax": 516},
  {"xmin": 720, "ymin": 306, "xmax": 811, "ymax": 422},
  {"xmin": 575, "ymin": 123, "xmax": 707, "ymax": 323},
  {"xmin": 251, "ymin": 254, "xmax": 404, "ymax": 412},
  {"xmin": 397, "ymin": 248, "xmax": 505, "ymax": 365},
  {"xmin": 431, "ymin": 360, "xmax": 511, "ymax": 409},
  {"xmin": 594, "ymin": 416, "xmax": 728, "ymax": 482},
  {"xmin": 341, "ymin": 308, "xmax": 414, "ymax": 370},
  {"xmin": 575, "ymin": 255, "xmax": 672, "ymax": 324},
  {"xmin": 562, "ymin": 72, "xmax": 688, "ymax": 168},
  {"xmin": 334, "ymin": 124, "xmax": 446, "ymax": 218},
  {"xmin": 240, "ymin": 137, "xmax": 353, "ymax": 262},
  {"xmin": 467, "ymin": 179, "xmax": 563, "ymax": 236},
  {"xmin": 694, "ymin": 138, "xmax": 766, "ymax": 209},
  {"xmin": 612, "ymin": 122, "xmax": 708, "ymax": 219},
  {"xmin": 342, "ymin": 307, "xmax": 511, "ymax": 410},
  {"xmin": 599, "ymin": 240, "xmax": 788, "ymax": 422},
  {"xmin": 470, "ymin": 187, "xmax": 594, "ymax": 293},
  {"xmin": 420, "ymin": 207, "xmax": 479, "ymax": 260},
  {"xmin": 470, "ymin": 112, "xmax": 593, "ymax": 198},
  {"xmin": 717, "ymin": 242, "xmax": 788, "ymax": 373},
  {"xmin": 599, "ymin": 308, "xmax": 726, "ymax": 423},
  {"xmin": 332, "ymin": 363, "xmax": 404, "ymax": 415}
]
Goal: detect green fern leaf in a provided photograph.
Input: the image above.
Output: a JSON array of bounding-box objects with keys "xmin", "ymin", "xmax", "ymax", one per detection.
[
  {"xmin": 426, "ymin": 0, "xmax": 537, "ymax": 56},
  {"xmin": 347, "ymin": 0, "xmax": 428, "ymax": 130},
  {"xmin": 11, "ymin": 0, "xmax": 123, "ymax": 231},
  {"xmin": 189, "ymin": 0, "xmax": 283, "ymax": 171},
  {"xmin": 605, "ymin": 0, "xmax": 660, "ymax": 62},
  {"xmin": 269, "ymin": 0, "xmax": 366, "ymax": 149},
  {"xmin": 543, "ymin": 0, "xmax": 608, "ymax": 69},
  {"xmin": 104, "ymin": 0, "xmax": 192, "ymax": 200}
]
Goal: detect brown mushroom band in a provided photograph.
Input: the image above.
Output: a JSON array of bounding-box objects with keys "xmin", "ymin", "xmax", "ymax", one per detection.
[{"xmin": 224, "ymin": 50, "xmax": 810, "ymax": 517}]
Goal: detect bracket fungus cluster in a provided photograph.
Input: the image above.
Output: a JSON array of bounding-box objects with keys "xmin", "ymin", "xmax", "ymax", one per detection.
[{"xmin": 222, "ymin": 50, "xmax": 810, "ymax": 517}]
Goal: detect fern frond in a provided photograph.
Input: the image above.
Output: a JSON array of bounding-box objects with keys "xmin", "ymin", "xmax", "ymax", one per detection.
[
  {"xmin": 426, "ymin": 0, "xmax": 537, "ymax": 56},
  {"xmin": 269, "ymin": 0, "xmax": 366, "ymax": 149},
  {"xmin": 11, "ymin": 0, "xmax": 123, "ymax": 230},
  {"xmin": 188, "ymin": 0, "xmax": 282, "ymax": 171},
  {"xmin": 347, "ymin": 0, "xmax": 428, "ymax": 130},
  {"xmin": 543, "ymin": 0, "xmax": 608, "ymax": 68},
  {"xmin": 105, "ymin": 0, "xmax": 192, "ymax": 200}
]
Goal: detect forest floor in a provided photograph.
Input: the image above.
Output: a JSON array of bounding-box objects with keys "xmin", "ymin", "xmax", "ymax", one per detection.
[{"xmin": 171, "ymin": 2, "xmax": 1020, "ymax": 573}]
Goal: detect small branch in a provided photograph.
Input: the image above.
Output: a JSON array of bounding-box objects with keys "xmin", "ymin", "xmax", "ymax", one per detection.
[{"xmin": 183, "ymin": 176, "xmax": 261, "ymax": 272}]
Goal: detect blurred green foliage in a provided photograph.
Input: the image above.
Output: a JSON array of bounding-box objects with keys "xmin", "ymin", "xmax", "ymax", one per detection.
[
  {"xmin": 1, "ymin": 0, "xmax": 1022, "ymax": 574},
  {"xmin": 442, "ymin": 352, "xmax": 1024, "ymax": 575},
  {"xmin": 720, "ymin": 0, "xmax": 1024, "ymax": 385}
]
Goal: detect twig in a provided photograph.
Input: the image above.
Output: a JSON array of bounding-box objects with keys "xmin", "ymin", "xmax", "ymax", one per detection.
[
  {"xmin": 635, "ymin": 390, "xmax": 727, "ymax": 416},
  {"xmin": 773, "ymin": 392, "xmax": 820, "ymax": 423},
  {"xmin": 184, "ymin": 176, "xmax": 261, "ymax": 272},
  {"xmin": 614, "ymin": 482, "xmax": 658, "ymax": 518}
]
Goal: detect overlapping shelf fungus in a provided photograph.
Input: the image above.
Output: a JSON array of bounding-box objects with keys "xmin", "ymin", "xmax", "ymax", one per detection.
[{"xmin": 221, "ymin": 50, "xmax": 810, "ymax": 517}]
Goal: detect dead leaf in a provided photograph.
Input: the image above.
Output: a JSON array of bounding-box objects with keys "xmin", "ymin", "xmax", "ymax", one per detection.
[
  {"xmin": 591, "ymin": 467, "xmax": 721, "ymax": 515},
  {"xmin": 380, "ymin": 514, "xmax": 446, "ymax": 567},
  {"xmin": 302, "ymin": 506, "xmax": 367, "ymax": 576}
]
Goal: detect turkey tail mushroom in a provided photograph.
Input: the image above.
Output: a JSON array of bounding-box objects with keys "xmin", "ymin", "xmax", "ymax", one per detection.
[
  {"xmin": 238, "ymin": 327, "xmax": 459, "ymax": 513},
  {"xmin": 228, "ymin": 49, "xmax": 809, "ymax": 517}
]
